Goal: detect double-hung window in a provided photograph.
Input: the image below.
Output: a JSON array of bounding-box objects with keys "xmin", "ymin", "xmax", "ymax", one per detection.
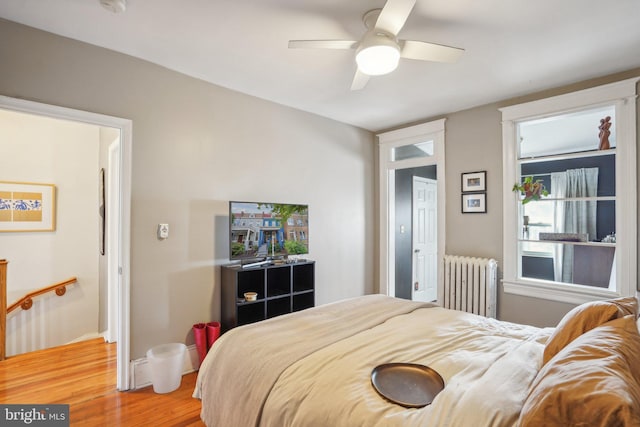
[{"xmin": 501, "ymin": 78, "xmax": 638, "ymax": 304}]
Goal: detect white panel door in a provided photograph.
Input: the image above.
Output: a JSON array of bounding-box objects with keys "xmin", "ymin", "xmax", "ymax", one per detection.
[{"xmin": 412, "ymin": 177, "xmax": 438, "ymax": 302}]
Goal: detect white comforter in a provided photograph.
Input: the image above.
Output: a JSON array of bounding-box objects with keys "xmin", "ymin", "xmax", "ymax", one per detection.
[{"xmin": 194, "ymin": 294, "xmax": 551, "ymax": 427}]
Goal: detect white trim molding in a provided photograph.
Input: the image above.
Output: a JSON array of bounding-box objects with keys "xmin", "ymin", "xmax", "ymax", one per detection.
[
  {"xmin": 377, "ymin": 119, "xmax": 446, "ymax": 301},
  {"xmin": 500, "ymin": 77, "xmax": 639, "ymax": 304},
  {"xmin": 0, "ymin": 95, "xmax": 133, "ymax": 390}
]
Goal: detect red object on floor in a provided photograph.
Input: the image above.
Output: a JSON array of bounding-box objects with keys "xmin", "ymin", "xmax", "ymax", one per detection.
[
  {"xmin": 193, "ymin": 323, "xmax": 207, "ymax": 366},
  {"xmin": 206, "ymin": 321, "xmax": 221, "ymax": 350}
]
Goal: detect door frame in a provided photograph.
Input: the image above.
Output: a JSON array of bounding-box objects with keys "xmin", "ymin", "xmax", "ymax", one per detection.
[
  {"xmin": 106, "ymin": 140, "xmax": 120, "ymax": 344},
  {"xmin": 0, "ymin": 95, "xmax": 132, "ymax": 390},
  {"xmin": 377, "ymin": 119, "xmax": 446, "ymax": 301}
]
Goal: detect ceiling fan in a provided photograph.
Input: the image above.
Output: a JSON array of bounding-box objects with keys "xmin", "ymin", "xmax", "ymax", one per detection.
[{"xmin": 288, "ymin": 0, "xmax": 464, "ymax": 90}]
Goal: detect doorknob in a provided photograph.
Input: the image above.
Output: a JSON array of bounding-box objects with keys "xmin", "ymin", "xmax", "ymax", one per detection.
[{"xmin": 414, "ymin": 249, "xmax": 421, "ymax": 253}]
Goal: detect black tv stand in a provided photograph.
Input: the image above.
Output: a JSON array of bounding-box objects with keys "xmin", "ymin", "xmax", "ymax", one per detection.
[{"xmin": 221, "ymin": 260, "xmax": 315, "ymax": 331}]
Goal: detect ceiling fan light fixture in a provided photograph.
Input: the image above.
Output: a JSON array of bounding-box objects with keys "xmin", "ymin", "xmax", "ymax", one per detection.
[{"xmin": 356, "ymin": 32, "xmax": 400, "ymax": 76}]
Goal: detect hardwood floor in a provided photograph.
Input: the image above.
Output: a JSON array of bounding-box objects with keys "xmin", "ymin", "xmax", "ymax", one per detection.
[{"xmin": 0, "ymin": 338, "xmax": 205, "ymax": 426}]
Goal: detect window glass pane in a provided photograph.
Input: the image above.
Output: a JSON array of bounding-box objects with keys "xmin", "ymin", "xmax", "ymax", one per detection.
[
  {"xmin": 521, "ymin": 200, "xmax": 554, "ymax": 255},
  {"xmin": 520, "ymin": 199, "xmax": 615, "ymax": 244},
  {"xmin": 520, "ymin": 153, "xmax": 615, "ymax": 197},
  {"xmin": 517, "ymin": 151, "xmax": 616, "ymax": 248},
  {"xmin": 518, "ymin": 105, "xmax": 615, "ymax": 158},
  {"xmin": 517, "ymin": 155, "xmax": 616, "ymax": 290},
  {"xmin": 518, "ymin": 197, "xmax": 616, "ymax": 290},
  {"xmin": 520, "ymin": 241, "xmax": 615, "ymax": 289},
  {"xmin": 392, "ymin": 140, "xmax": 434, "ymax": 161}
]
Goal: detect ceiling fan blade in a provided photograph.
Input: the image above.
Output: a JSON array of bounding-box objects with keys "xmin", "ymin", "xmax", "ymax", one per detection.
[
  {"xmin": 350, "ymin": 69, "xmax": 370, "ymax": 91},
  {"xmin": 375, "ymin": 0, "xmax": 416, "ymax": 36},
  {"xmin": 399, "ymin": 40, "xmax": 464, "ymax": 63},
  {"xmin": 288, "ymin": 40, "xmax": 358, "ymax": 50}
]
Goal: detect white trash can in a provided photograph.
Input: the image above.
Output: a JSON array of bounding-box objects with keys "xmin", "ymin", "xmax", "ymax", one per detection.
[{"xmin": 146, "ymin": 343, "xmax": 187, "ymax": 394}]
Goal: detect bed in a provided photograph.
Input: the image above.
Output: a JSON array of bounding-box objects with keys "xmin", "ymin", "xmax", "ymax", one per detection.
[{"xmin": 193, "ymin": 294, "xmax": 640, "ymax": 427}]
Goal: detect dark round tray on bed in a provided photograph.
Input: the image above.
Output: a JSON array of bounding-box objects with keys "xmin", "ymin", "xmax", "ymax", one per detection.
[{"xmin": 371, "ymin": 363, "xmax": 445, "ymax": 408}]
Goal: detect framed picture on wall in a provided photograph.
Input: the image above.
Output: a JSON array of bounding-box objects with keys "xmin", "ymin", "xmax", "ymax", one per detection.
[
  {"xmin": 462, "ymin": 193, "xmax": 486, "ymax": 214},
  {"xmin": 461, "ymin": 171, "xmax": 486, "ymax": 192},
  {"xmin": 0, "ymin": 181, "xmax": 57, "ymax": 232}
]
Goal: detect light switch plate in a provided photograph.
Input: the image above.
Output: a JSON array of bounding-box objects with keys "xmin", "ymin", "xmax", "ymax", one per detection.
[{"xmin": 157, "ymin": 223, "xmax": 169, "ymax": 240}]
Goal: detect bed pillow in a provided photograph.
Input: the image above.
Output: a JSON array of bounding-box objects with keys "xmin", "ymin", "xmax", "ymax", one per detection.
[
  {"xmin": 542, "ymin": 297, "xmax": 638, "ymax": 365},
  {"xmin": 611, "ymin": 295, "xmax": 639, "ymax": 317},
  {"xmin": 519, "ymin": 315, "xmax": 640, "ymax": 427}
]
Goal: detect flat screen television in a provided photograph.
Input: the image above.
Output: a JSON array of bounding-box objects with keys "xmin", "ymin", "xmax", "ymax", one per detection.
[{"xmin": 229, "ymin": 201, "xmax": 309, "ymax": 261}]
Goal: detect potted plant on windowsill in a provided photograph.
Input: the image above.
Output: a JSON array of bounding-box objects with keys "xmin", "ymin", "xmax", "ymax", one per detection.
[{"xmin": 512, "ymin": 176, "xmax": 549, "ymax": 204}]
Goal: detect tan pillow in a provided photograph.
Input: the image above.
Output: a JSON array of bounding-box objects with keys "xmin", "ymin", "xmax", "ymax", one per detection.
[
  {"xmin": 611, "ymin": 296, "xmax": 639, "ymax": 318},
  {"xmin": 543, "ymin": 299, "xmax": 621, "ymax": 365},
  {"xmin": 519, "ymin": 315, "xmax": 640, "ymax": 427}
]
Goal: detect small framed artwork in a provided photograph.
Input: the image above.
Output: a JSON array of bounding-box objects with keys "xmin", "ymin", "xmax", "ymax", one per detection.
[
  {"xmin": 461, "ymin": 171, "xmax": 486, "ymax": 193},
  {"xmin": 462, "ymin": 193, "xmax": 487, "ymax": 214},
  {"xmin": 0, "ymin": 181, "xmax": 56, "ymax": 232}
]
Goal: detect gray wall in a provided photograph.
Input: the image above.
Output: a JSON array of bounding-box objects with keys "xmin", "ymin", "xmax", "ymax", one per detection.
[{"xmin": 0, "ymin": 19, "xmax": 375, "ymax": 358}]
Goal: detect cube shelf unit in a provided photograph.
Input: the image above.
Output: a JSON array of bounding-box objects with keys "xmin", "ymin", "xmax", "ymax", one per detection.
[{"xmin": 221, "ymin": 261, "xmax": 315, "ymax": 331}]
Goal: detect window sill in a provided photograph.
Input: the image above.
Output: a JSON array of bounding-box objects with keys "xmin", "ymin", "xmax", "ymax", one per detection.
[
  {"xmin": 521, "ymin": 251, "xmax": 554, "ymax": 258},
  {"xmin": 502, "ymin": 279, "xmax": 621, "ymax": 305}
]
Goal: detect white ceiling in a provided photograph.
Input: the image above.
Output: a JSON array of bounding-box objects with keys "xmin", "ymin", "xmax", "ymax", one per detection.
[{"xmin": 1, "ymin": 0, "xmax": 639, "ymax": 132}]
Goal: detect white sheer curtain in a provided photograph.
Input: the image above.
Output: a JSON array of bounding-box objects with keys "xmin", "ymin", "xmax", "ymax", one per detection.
[
  {"xmin": 561, "ymin": 167, "xmax": 599, "ymax": 283},
  {"xmin": 550, "ymin": 172, "xmax": 567, "ymax": 282}
]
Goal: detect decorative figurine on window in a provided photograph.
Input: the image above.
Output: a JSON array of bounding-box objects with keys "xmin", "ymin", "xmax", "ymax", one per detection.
[{"xmin": 598, "ymin": 116, "xmax": 612, "ymax": 150}]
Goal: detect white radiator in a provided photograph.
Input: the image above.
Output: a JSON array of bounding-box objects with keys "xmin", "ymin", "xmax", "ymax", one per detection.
[{"xmin": 442, "ymin": 255, "xmax": 497, "ymax": 318}]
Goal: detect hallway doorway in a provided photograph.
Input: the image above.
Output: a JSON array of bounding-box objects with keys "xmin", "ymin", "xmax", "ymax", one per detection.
[
  {"xmin": 377, "ymin": 119, "xmax": 446, "ymax": 303},
  {"xmin": 0, "ymin": 95, "xmax": 132, "ymax": 390}
]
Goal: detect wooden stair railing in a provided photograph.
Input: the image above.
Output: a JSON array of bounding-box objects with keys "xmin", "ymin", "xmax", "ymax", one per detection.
[
  {"xmin": 6, "ymin": 277, "xmax": 78, "ymax": 314},
  {"xmin": 0, "ymin": 262, "xmax": 77, "ymax": 361}
]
